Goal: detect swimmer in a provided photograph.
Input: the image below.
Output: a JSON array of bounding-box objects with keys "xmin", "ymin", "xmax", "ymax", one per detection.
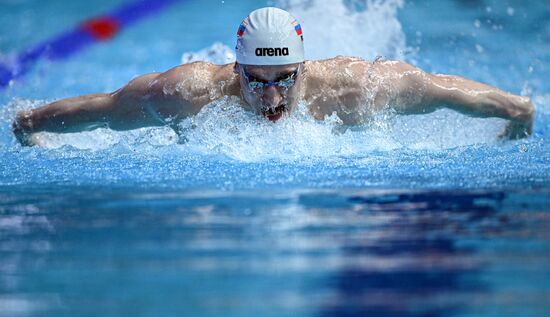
[{"xmin": 13, "ymin": 7, "xmax": 534, "ymax": 146}]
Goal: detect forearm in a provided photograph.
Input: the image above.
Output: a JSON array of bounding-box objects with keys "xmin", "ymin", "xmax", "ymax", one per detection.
[
  {"xmin": 12, "ymin": 64, "xmax": 216, "ymax": 146},
  {"xmin": 378, "ymin": 60, "xmax": 534, "ymax": 121},
  {"xmin": 426, "ymin": 74, "xmax": 534, "ymax": 122},
  {"xmin": 14, "ymin": 93, "xmax": 113, "ymax": 135},
  {"xmin": 12, "ymin": 73, "xmax": 169, "ymax": 145}
]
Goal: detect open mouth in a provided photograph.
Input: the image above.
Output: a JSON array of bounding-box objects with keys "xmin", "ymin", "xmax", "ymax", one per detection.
[{"xmin": 262, "ymin": 105, "xmax": 287, "ymax": 122}]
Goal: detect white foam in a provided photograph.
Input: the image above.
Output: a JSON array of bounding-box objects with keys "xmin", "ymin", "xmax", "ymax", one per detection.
[
  {"xmin": 181, "ymin": 42, "xmax": 236, "ymax": 65},
  {"xmin": 277, "ymin": 0, "xmax": 408, "ymax": 60},
  {"xmin": 177, "ymin": 96, "xmax": 400, "ymax": 162},
  {"xmin": 29, "ymin": 127, "xmax": 177, "ymax": 150},
  {"xmin": 174, "ymin": 96, "xmax": 503, "ymax": 162},
  {"xmin": 2, "ymin": 85, "xmax": 507, "ymax": 158},
  {"xmin": 179, "ymin": 0, "xmax": 409, "ymax": 64}
]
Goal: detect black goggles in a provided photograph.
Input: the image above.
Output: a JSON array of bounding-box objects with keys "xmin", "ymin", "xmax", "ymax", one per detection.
[{"xmin": 242, "ymin": 67, "xmax": 300, "ymax": 91}]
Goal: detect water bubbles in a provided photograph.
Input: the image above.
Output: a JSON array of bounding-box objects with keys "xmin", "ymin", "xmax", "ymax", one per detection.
[
  {"xmin": 415, "ymin": 31, "xmax": 422, "ymax": 45},
  {"xmin": 506, "ymin": 7, "xmax": 515, "ymax": 16},
  {"xmin": 171, "ymin": 96, "xmax": 400, "ymax": 161},
  {"xmin": 474, "ymin": 19, "xmax": 481, "ymax": 28},
  {"xmin": 521, "ymin": 82, "xmax": 533, "ymax": 97},
  {"xmin": 475, "ymin": 44, "xmax": 484, "ymax": 54}
]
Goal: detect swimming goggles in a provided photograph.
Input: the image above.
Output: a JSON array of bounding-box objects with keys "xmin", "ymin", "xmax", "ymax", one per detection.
[{"xmin": 242, "ymin": 67, "xmax": 300, "ymax": 91}]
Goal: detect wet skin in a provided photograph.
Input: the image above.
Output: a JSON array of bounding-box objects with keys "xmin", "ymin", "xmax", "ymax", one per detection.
[
  {"xmin": 235, "ymin": 63, "xmax": 303, "ymax": 122},
  {"xmin": 12, "ymin": 56, "xmax": 535, "ymax": 146}
]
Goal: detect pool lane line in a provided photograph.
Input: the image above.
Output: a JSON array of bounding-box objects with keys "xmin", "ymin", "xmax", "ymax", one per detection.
[{"xmin": 0, "ymin": 0, "xmax": 182, "ymax": 89}]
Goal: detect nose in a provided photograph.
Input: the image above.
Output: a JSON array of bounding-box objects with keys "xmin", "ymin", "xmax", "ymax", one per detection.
[{"xmin": 261, "ymin": 85, "xmax": 283, "ymax": 108}]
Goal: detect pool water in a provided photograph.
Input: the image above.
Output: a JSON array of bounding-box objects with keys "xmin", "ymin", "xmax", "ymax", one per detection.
[{"xmin": 1, "ymin": 0, "xmax": 549, "ymax": 316}]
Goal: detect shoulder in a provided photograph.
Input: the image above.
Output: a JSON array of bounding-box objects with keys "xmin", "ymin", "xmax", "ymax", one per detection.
[
  {"xmin": 327, "ymin": 58, "xmax": 428, "ymax": 91},
  {"xmin": 369, "ymin": 59, "xmax": 424, "ymax": 77},
  {"xmin": 156, "ymin": 61, "xmax": 220, "ymax": 91},
  {"xmin": 307, "ymin": 56, "xmax": 369, "ymax": 75},
  {"xmin": 303, "ymin": 56, "xmax": 371, "ymax": 95},
  {"xmin": 307, "ymin": 56, "xmax": 422, "ymax": 77},
  {"xmin": 304, "ymin": 56, "xmax": 387, "ymax": 86},
  {"xmin": 161, "ymin": 61, "xmax": 221, "ymax": 78},
  {"xmin": 149, "ymin": 62, "xmax": 237, "ymax": 104}
]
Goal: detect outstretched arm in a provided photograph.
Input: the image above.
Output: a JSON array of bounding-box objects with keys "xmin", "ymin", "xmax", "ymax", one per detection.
[
  {"xmin": 12, "ymin": 62, "xmax": 219, "ymax": 146},
  {"xmin": 13, "ymin": 73, "xmax": 161, "ymax": 146},
  {"xmin": 374, "ymin": 61, "xmax": 535, "ymax": 139}
]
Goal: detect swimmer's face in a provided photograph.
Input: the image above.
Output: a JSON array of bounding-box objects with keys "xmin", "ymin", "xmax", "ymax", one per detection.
[{"xmin": 235, "ymin": 63, "xmax": 303, "ymax": 122}]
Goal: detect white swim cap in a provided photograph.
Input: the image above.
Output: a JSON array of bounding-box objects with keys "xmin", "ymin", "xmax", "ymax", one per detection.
[{"xmin": 236, "ymin": 7, "xmax": 304, "ymax": 65}]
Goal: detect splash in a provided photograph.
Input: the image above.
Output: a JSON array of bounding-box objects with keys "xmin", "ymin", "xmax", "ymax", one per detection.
[
  {"xmin": 276, "ymin": 0, "xmax": 408, "ymax": 60},
  {"xmin": 1, "ymin": 0, "xmax": 519, "ymax": 159},
  {"xmin": 181, "ymin": 42, "xmax": 236, "ymax": 65},
  {"xmin": 0, "ymin": 98, "xmax": 177, "ymax": 150},
  {"xmin": 3, "ymin": 93, "xmax": 508, "ymax": 160},
  {"xmin": 179, "ymin": 0, "xmax": 409, "ymax": 63},
  {"xmin": 177, "ymin": 96, "xmax": 399, "ymax": 162},
  {"xmin": 177, "ymin": 96, "xmax": 509, "ymax": 161}
]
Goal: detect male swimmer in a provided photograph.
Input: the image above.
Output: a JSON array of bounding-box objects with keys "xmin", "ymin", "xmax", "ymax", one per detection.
[{"xmin": 13, "ymin": 7, "xmax": 534, "ymax": 145}]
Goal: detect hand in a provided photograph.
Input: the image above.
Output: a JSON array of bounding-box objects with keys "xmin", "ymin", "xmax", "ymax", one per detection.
[
  {"xmin": 499, "ymin": 119, "xmax": 532, "ymax": 140},
  {"xmin": 499, "ymin": 97, "xmax": 534, "ymax": 140},
  {"xmin": 12, "ymin": 110, "xmax": 36, "ymax": 146}
]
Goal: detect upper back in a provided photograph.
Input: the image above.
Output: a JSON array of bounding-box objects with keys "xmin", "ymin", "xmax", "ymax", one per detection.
[{"xmin": 302, "ymin": 56, "xmax": 374, "ymax": 123}]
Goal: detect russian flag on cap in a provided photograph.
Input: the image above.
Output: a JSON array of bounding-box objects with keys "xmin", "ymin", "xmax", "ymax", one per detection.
[
  {"xmin": 294, "ymin": 24, "xmax": 302, "ymax": 36},
  {"xmin": 237, "ymin": 24, "xmax": 246, "ymax": 37}
]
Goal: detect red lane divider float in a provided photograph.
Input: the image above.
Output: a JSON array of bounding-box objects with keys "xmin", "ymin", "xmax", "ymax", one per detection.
[{"xmin": 82, "ymin": 17, "xmax": 121, "ymax": 41}]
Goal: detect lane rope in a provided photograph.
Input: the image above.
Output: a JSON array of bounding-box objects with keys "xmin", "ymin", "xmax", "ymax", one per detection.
[{"xmin": 0, "ymin": 0, "xmax": 182, "ymax": 89}]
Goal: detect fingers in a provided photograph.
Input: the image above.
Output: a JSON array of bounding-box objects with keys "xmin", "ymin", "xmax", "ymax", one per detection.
[
  {"xmin": 12, "ymin": 126, "xmax": 34, "ymax": 146},
  {"xmin": 12, "ymin": 110, "xmax": 36, "ymax": 146},
  {"xmin": 499, "ymin": 120, "xmax": 532, "ymax": 140},
  {"xmin": 500, "ymin": 96, "xmax": 535, "ymax": 140}
]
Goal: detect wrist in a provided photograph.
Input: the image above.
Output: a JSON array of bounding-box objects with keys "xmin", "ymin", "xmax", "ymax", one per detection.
[
  {"xmin": 13, "ymin": 110, "xmax": 34, "ymax": 133},
  {"xmin": 12, "ymin": 110, "xmax": 36, "ymax": 146},
  {"xmin": 512, "ymin": 96, "xmax": 534, "ymax": 124}
]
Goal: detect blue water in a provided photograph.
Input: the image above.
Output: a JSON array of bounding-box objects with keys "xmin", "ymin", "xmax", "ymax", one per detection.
[{"xmin": 1, "ymin": 0, "xmax": 549, "ymax": 316}]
